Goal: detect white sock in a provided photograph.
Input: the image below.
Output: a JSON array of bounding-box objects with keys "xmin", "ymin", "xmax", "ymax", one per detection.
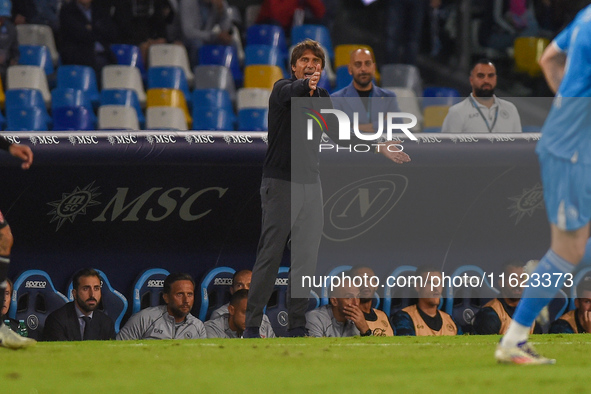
[{"xmin": 500, "ymin": 321, "xmax": 530, "ymax": 348}]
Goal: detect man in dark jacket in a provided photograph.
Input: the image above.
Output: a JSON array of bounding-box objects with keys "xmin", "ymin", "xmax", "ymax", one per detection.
[{"xmin": 43, "ymin": 268, "xmax": 115, "ymax": 341}]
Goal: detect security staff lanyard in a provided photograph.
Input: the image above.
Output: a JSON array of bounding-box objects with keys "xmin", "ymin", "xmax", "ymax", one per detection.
[{"xmin": 470, "ymin": 96, "xmax": 498, "ymax": 133}]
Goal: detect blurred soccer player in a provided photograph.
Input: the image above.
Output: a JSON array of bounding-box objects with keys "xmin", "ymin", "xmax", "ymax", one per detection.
[
  {"xmin": 495, "ymin": 4, "xmax": 591, "ymax": 364},
  {"xmin": 0, "ymin": 137, "xmax": 35, "ymax": 349}
]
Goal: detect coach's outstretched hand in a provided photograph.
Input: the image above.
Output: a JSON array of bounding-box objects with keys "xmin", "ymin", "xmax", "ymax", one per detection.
[
  {"xmin": 377, "ymin": 141, "xmax": 411, "ymax": 164},
  {"xmin": 9, "ymin": 144, "xmax": 33, "ymax": 170}
]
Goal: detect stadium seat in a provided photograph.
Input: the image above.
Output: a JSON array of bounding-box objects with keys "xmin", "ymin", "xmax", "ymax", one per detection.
[
  {"xmin": 149, "ymin": 43, "xmax": 195, "ymax": 85},
  {"xmin": 100, "ymin": 89, "xmax": 145, "ymax": 128},
  {"xmin": 335, "ymin": 66, "xmax": 352, "ymax": 91},
  {"xmin": 67, "ymin": 269, "xmax": 128, "ymax": 333},
  {"xmin": 52, "ymin": 106, "xmax": 95, "ymax": 131},
  {"xmin": 245, "ymin": 45, "xmax": 288, "ymax": 77},
  {"xmin": 246, "ymin": 24, "xmax": 288, "ymax": 61},
  {"xmin": 9, "ymin": 270, "xmax": 69, "ymax": 340},
  {"xmin": 102, "ymin": 65, "xmax": 147, "ymax": 108},
  {"xmin": 7, "ymin": 65, "xmax": 51, "ymax": 106},
  {"xmin": 6, "ymin": 106, "xmax": 49, "ymax": 131},
  {"xmin": 443, "ymin": 265, "xmax": 500, "ymax": 333},
  {"xmin": 16, "ymin": 24, "xmax": 59, "ymax": 65},
  {"xmin": 238, "ymin": 108, "xmax": 268, "ymax": 131},
  {"xmin": 0, "ymin": 109, "xmax": 5, "ymax": 130},
  {"xmin": 6, "ymin": 88, "xmax": 51, "ymax": 126},
  {"xmin": 381, "ymin": 64, "xmax": 423, "ymax": 98},
  {"xmin": 148, "ymin": 66, "xmax": 192, "ymax": 108},
  {"xmin": 198, "ymin": 45, "xmax": 243, "ymax": 86},
  {"xmin": 387, "ymin": 87, "xmax": 423, "ymax": 133},
  {"xmin": 110, "ymin": 43, "xmax": 147, "ymax": 78},
  {"xmin": 243, "ymin": 65, "xmax": 283, "ymax": 89},
  {"xmin": 423, "ymin": 105, "xmax": 450, "ymax": 129},
  {"xmin": 514, "ymin": 37, "xmax": 550, "ymax": 78},
  {"xmin": 192, "ymin": 89, "xmax": 233, "ymax": 112},
  {"xmin": 0, "ymin": 75, "xmax": 5, "ymax": 108},
  {"xmin": 18, "ymin": 45, "xmax": 54, "ymax": 75},
  {"xmin": 569, "ymin": 266, "xmax": 591, "ymax": 310},
  {"xmin": 265, "ymin": 267, "xmax": 320, "ymax": 337},
  {"xmin": 198, "ymin": 266, "xmax": 236, "ymax": 321},
  {"xmin": 146, "ymin": 106, "xmax": 188, "ymax": 130},
  {"xmin": 422, "ymin": 87, "xmax": 461, "ymax": 108},
  {"xmin": 98, "ymin": 105, "xmax": 140, "ymax": 130},
  {"xmin": 291, "ymin": 24, "xmax": 334, "ymax": 59},
  {"xmin": 522, "ymin": 125, "xmax": 542, "ymax": 133},
  {"xmin": 382, "ymin": 265, "xmax": 417, "ymax": 318},
  {"xmin": 57, "ymin": 65, "xmax": 100, "ymax": 107},
  {"xmin": 146, "ymin": 88, "xmax": 191, "ymax": 126},
  {"xmin": 236, "ymin": 88, "xmax": 270, "ymax": 110},
  {"xmin": 193, "ymin": 65, "xmax": 236, "ymax": 102},
  {"xmin": 131, "ymin": 268, "xmax": 171, "ymax": 314},
  {"xmin": 192, "ymin": 107, "xmax": 235, "ymax": 131},
  {"xmin": 547, "ymin": 289, "xmax": 569, "ymax": 328},
  {"xmin": 51, "ymin": 87, "xmax": 97, "ymax": 126}
]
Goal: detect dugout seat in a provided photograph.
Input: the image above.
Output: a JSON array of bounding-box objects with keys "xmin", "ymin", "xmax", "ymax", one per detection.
[
  {"xmin": 10, "ymin": 270, "xmax": 69, "ymax": 340},
  {"xmin": 131, "ymin": 268, "xmax": 171, "ymax": 314},
  {"xmin": 443, "ymin": 265, "xmax": 500, "ymax": 333},
  {"xmin": 265, "ymin": 267, "xmax": 320, "ymax": 338},
  {"xmin": 382, "ymin": 265, "xmax": 418, "ymax": 318},
  {"xmin": 198, "ymin": 266, "xmax": 236, "ymax": 321},
  {"xmin": 67, "ymin": 269, "xmax": 128, "ymax": 333}
]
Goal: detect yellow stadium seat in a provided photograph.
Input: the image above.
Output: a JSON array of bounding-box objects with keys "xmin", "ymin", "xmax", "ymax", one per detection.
[
  {"xmin": 514, "ymin": 37, "xmax": 550, "ymax": 78},
  {"xmin": 146, "ymin": 88, "xmax": 192, "ymax": 127},
  {"xmin": 0, "ymin": 76, "xmax": 5, "ymax": 109},
  {"xmin": 423, "ymin": 105, "xmax": 450, "ymax": 128},
  {"xmin": 334, "ymin": 44, "xmax": 380, "ymax": 83},
  {"xmin": 244, "ymin": 65, "xmax": 284, "ymax": 89}
]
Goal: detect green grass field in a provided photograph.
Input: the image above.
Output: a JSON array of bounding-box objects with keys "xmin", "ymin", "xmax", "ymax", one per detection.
[{"xmin": 3, "ymin": 335, "xmax": 590, "ymax": 393}]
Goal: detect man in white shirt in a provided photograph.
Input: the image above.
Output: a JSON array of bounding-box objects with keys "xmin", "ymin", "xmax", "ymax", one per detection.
[{"xmin": 441, "ymin": 60, "xmax": 522, "ymax": 133}]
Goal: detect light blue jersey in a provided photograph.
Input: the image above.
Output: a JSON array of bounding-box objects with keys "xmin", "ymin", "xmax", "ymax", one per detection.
[{"xmin": 537, "ymin": 6, "xmax": 591, "ymax": 164}]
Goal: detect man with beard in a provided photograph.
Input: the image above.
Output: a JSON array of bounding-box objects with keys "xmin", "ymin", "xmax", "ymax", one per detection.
[
  {"xmin": 441, "ymin": 60, "xmax": 522, "ymax": 133},
  {"xmin": 117, "ymin": 273, "xmax": 206, "ymax": 340},
  {"xmin": 349, "ymin": 266, "xmax": 393, "ymax": 336},
  {"xmin": 43, "ymin": 268, "xmax": 115, "ymax": 341},
  {"xmin": 331, "ymin": 48, "xmax": 401, "ymax": 134},
  {"xmin": 473, "ymin": 261, "xmax": 541, "ymax": 335},
  {"xmin": 550, "ymin": 277, "xmax": 591, "ymax": 334},
  {"xmin": 392, "ymin": 266, "xmax": 460, "ymax": 336}
]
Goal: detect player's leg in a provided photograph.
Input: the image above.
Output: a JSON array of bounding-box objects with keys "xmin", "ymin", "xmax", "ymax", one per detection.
[
  {"xmin": 0, "ymin": 216, "xmax": 36, "ymax": 349},
  {"xmin": 244, "ymin": 178, "xmax": 292, "ymax": 338}
]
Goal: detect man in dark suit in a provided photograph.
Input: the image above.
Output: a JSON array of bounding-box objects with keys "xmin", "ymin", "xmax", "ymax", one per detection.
[
  {"xmin": 43, "ymin": 268, "xmax": 115, "ymax": 341},
  {"xmin": 58, "ymin": 0, "xmax": 118, "ymax": 77}
]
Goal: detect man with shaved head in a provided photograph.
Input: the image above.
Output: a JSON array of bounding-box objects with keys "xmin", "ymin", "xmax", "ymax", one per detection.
[{"xmin": 331, "ymin": 48, "xmax": 401, "ymax": 134}]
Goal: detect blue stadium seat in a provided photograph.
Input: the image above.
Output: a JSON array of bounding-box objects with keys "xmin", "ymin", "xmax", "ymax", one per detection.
[
  {"xmin": 67, "ymin": 269, "xmax": 128, "ymax": 333},
  {"xmin": 9, "ymin": 270, "xmax": 69, "ymax": 340},
  {"xmin": 148, "ymin": 66, "xmax": 192, "ymax": 109},
  {"xmin": 51, "ymin": 87, "xmax": 97, "ymax": 127},
  {"xmin": 193, "ymin": 65, "xmax": 236, "ymax": 102},
  {"xmin": 291, "ymin": 24, "xmax": 334, "ymax": 59},
  {"xmin": 245, "ymin": 45, "xmax": 288, "ymax": 77},
  {"xmin": 238, "ymin": 108, "xmax": 267, "ymax": 131},
  {"xmin": 6, "ymin": 89, "xmax": 51, "ymax": 126},
  {"xmin": 265, "ymin": 267, "xmax": 320, "ymax": 337},
  {"xmin": 422, "ymin": 87, "xmax": 461, "ymax": 108},
  {"xmin": 443, "ymin": 265, "xmax": 500, "ymax": 333},
  {"xmin": 522, "ymin": 125, "xmax": 542, "ymax": 133},
  {"xmin": 57, "ymin": 65, "xmax": 100, "ymax": 107},
  {"xmin": 422, "ymin": 127, "xmax": 442, "ymax": 133},
  {"xmin": 100, "ymin": 89, "xmax": 145, "ymax": 128},
  {"xmin": 6, "ymin": 106, "xmax": 49, "ymax": 131},
  {"xmin": 317, "ymin": 69, "xmax": 331, "ymax": 91},
  {"xmin": 382, "ymin": 265, "xmax": 417, "ymax": 318},
  {"xmin": 110, "ymin": 43, "xmax": 147, "ymax": 80},
  {"xmin": 192, "ymin": 107, "xmax": 235, "ymax": 131},
  {"xmin": 131, "ymin": 268, "xmax": 171, "ymax": 314},
  {"xmin": 199, "ymin": 45, "xmax": 243, "ymax": 86},
  {"xmin": 246, "ymin": 24, "xmax": 288, "ymax": 61},
  {"xmin": 0, "ymin": 109, "xmax": 5, "ymax": 130},
  {"xmin": 18, "ymin": 45, "xmax": 54, "ymax": 75},
  {"xmin": 198, "ymin": 266, "xmax": 236, "ymax": 321},
  {"xmin": 52, "ymin": 106, "xmax": 95, "ymax": 131},
  {"xmin": 335, "ymin": 66, "xmax": 352, "ymax": 91},
  {"xmin": 192, "ymin": 89, "xmax": 233, "ymax": 112}
]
